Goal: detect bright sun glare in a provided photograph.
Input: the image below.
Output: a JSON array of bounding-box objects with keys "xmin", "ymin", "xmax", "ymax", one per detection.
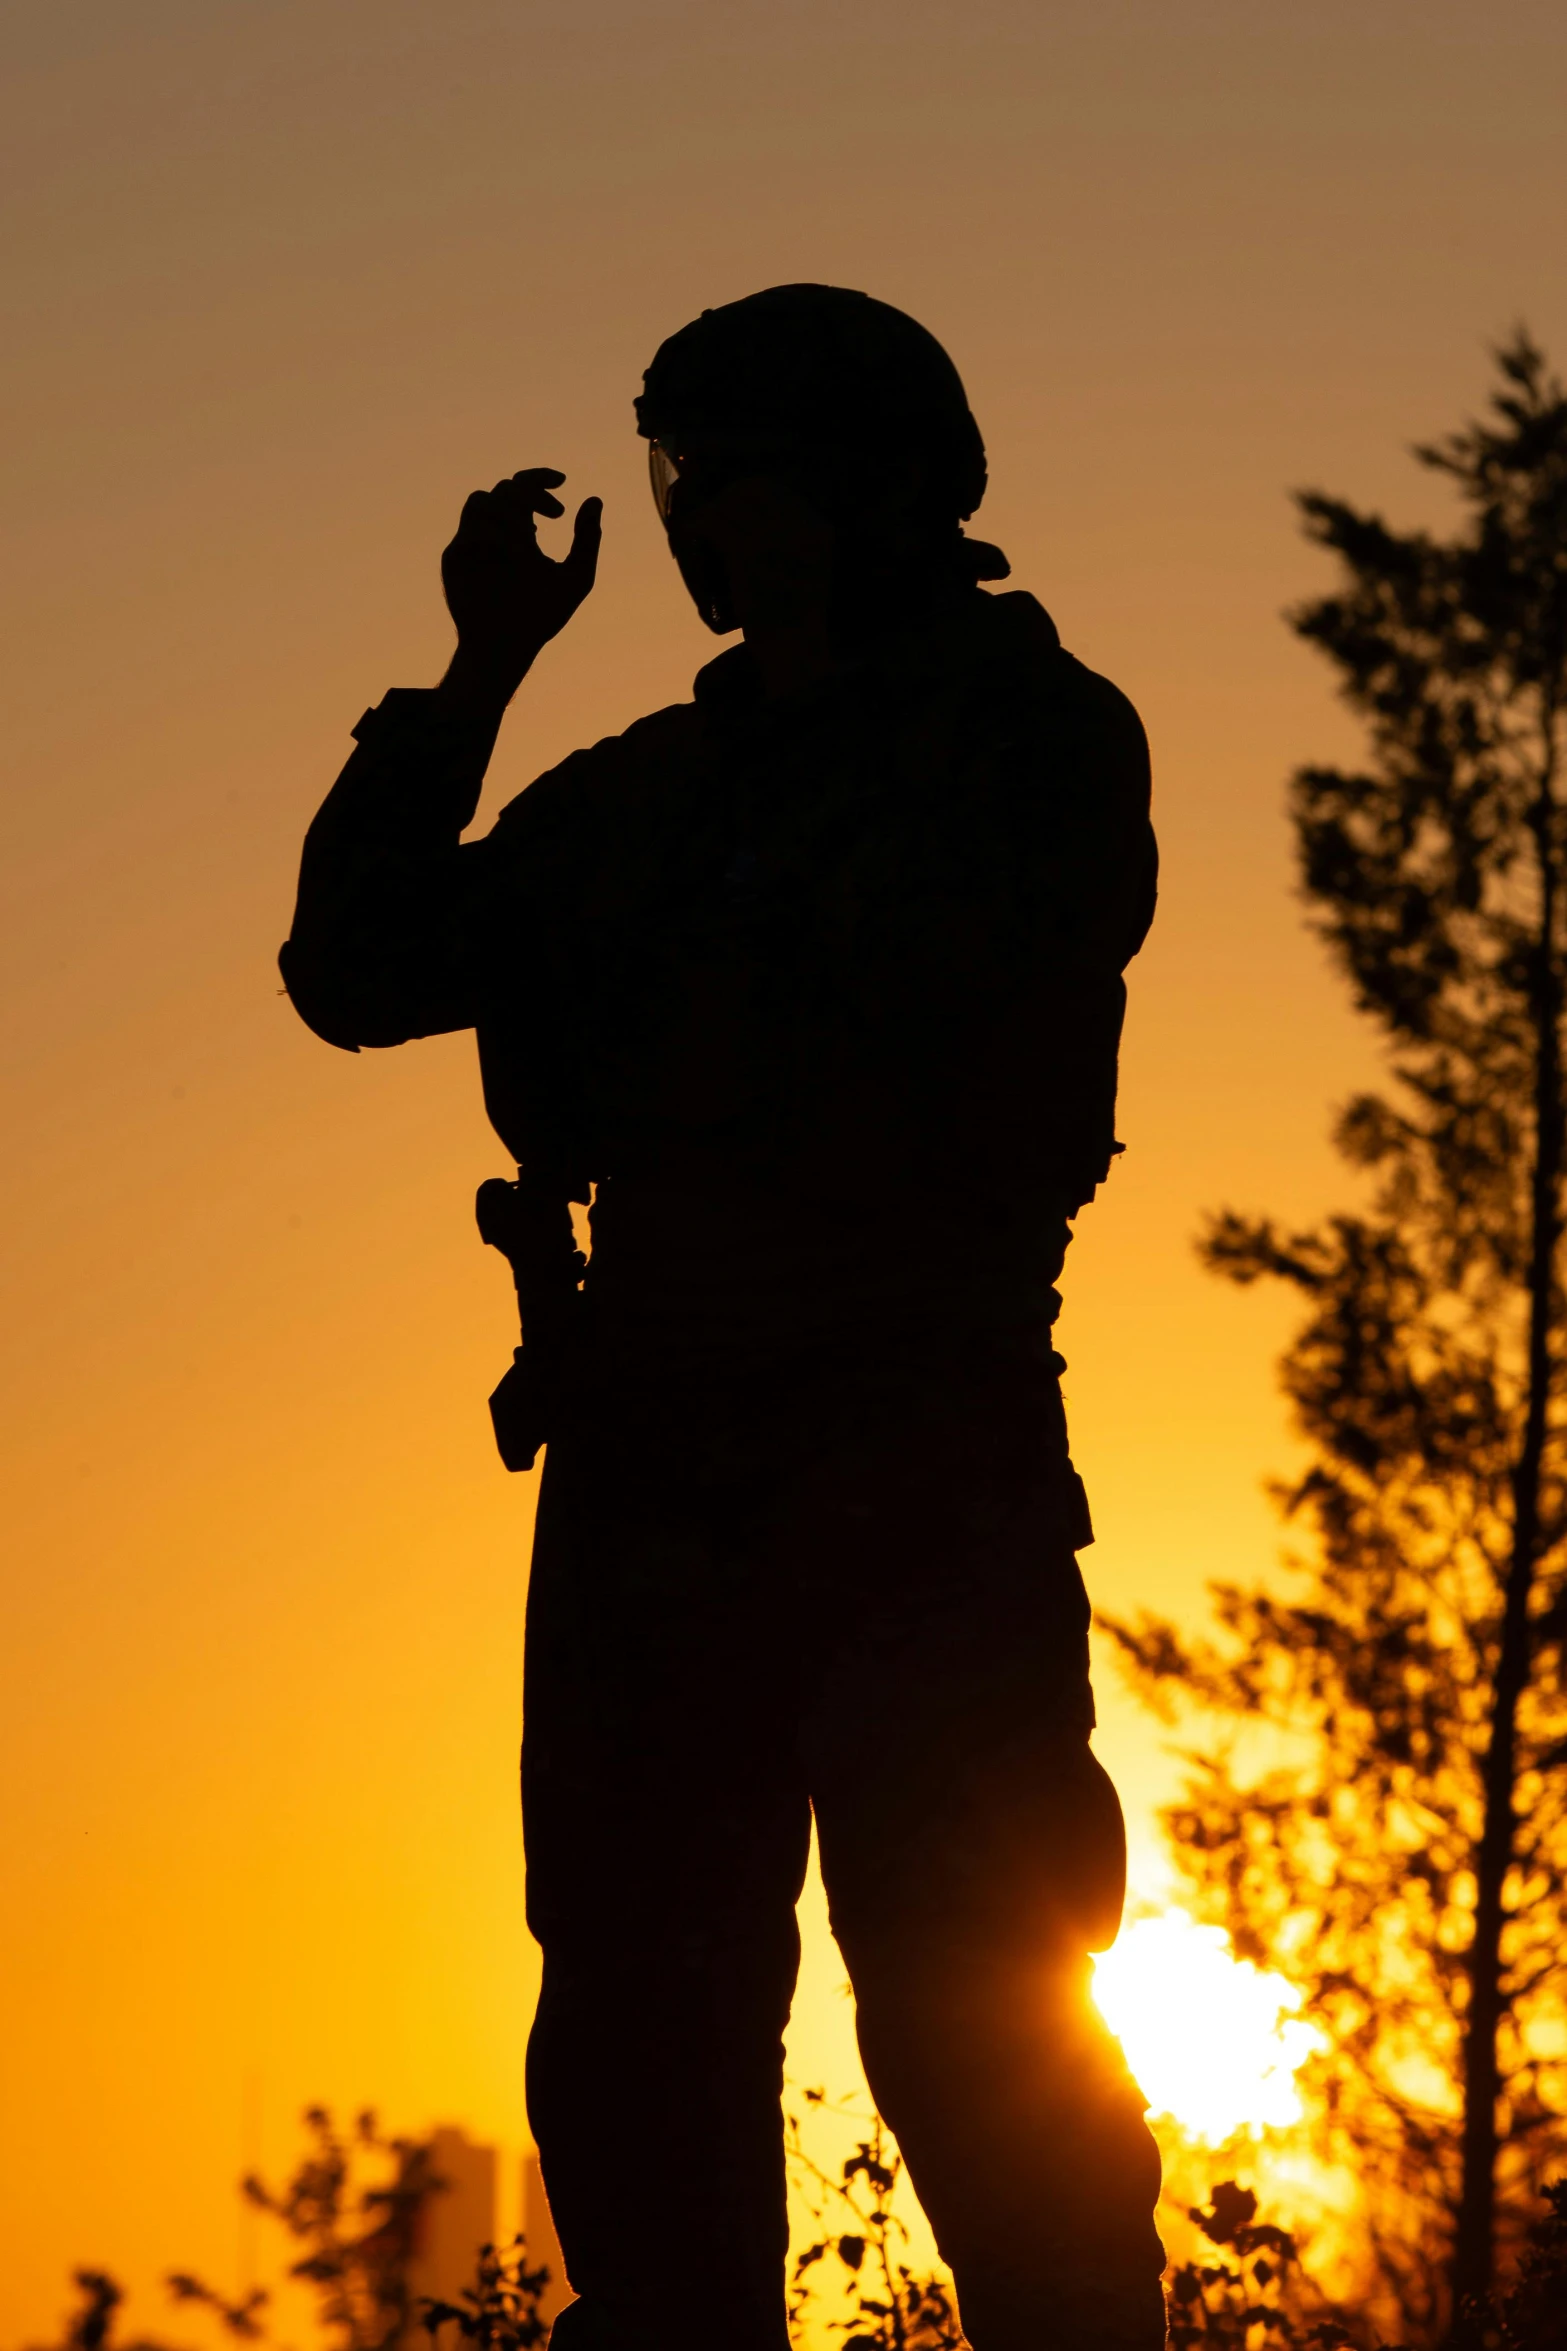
[{"xmin": 1092, "ymin": 1909, "xmax": 1327, "ymax": 2145}]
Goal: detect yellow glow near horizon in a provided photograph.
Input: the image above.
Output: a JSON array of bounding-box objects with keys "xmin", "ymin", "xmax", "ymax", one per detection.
[{"xmin": 1092, "ymin": 1910, "xmax": 1327, "ymax": 2145}]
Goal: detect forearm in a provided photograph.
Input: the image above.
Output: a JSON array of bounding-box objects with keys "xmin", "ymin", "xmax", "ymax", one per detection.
[{"xmin": 435, "ymin": 636, "xmax": 540, "ymax": 732}]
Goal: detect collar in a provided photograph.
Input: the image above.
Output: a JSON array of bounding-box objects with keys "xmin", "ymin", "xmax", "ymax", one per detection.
[{"xmin": 690, "ymin": 587, "xmax": 1061, "ymax": 725}]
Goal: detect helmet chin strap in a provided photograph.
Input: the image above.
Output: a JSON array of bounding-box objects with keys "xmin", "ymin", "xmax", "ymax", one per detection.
[{"xmin": 667, "ymin": 527, "xmax": 740, "ymax": 635}]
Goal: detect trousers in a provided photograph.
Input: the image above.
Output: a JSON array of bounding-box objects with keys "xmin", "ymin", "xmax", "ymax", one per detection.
[{"xmin": 521, "ymin": 1353, "xmax": 1166, "ymax": 2351}]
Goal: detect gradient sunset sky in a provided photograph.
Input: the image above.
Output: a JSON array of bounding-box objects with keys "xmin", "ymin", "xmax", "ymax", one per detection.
[{"xmin": 5, "ymin": 0, "xmax": 1567, "ymax": 2336}]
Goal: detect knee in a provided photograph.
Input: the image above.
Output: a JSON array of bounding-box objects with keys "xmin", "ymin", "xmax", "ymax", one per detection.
[
  {"xmin": 827, "ymin": 1740, "xmax": 1129, "ymax": 1994},
  {"xmin": 530, "ymin": 1914, "xmax": 800, "ymax": 2055},
  {"xmin": 843, "ymin": 1929, "xmax": 1149, "ymax": 2155}
]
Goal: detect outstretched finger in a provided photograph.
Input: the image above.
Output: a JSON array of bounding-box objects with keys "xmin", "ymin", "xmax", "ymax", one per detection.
[
  {"xmin": 563, "ymin": 497, "xmax": 603, "ymax": 595},
  {"xmin": 489, "ymin": 483, "xmax": 563, "ymax": 528},
  {"xmin": 506, "ymin": 467, "xmax": 569, "ymax": 514}
]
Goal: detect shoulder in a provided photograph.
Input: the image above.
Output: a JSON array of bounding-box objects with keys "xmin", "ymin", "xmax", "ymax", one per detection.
[
  {"xmin": 485, "ymin": 696, "xmax": 703, "ymax": 850},
  {"xmin": 975, "ymin": 592, "xmax": 1145, "ymax": 752},
  {"xmin": 958, "ymin": 592, "xmax": 1151, "ymax": 831},
  {"xmin": 961, "ymin": 592, "xmax": 1156, "ymax": 942}
]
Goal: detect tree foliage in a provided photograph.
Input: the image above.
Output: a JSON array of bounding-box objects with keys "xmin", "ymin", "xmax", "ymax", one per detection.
[
  {"xmin": 1104, "ymin": 333, "xmax": 1567, "ymax": 2340},
  {"xmin": 1470, "ymin": 2175, "xmax": 1567, "ymax": 2351}
]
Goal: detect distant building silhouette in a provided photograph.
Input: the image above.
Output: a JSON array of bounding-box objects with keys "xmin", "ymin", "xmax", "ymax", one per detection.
[
  {"xmin": 408, "ymin": 2126, "xmax": 497, "ymax": 2312},
  {"xmin": 402, "ymin": 2128, "xmax": 570, "ymax": 2338}
]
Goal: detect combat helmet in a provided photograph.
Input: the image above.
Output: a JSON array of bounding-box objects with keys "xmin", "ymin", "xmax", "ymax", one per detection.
[{"xmin": 636, "ymin": 283, "xmax": 1009, "ymax": 631}]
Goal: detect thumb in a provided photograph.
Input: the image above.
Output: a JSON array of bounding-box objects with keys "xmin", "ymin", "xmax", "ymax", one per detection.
[{"xmin": 564, "ymin": 496, "xmax": 603, "ymax": 596}]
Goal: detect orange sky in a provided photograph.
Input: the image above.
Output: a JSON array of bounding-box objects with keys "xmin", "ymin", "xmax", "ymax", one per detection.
[{"xmin": 4, "ymin": 0, "xmax": 1567, "ymax": 2337}]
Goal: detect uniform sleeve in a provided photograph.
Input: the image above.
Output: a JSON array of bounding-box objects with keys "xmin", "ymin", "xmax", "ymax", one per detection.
[
  {"xmin": 965, "ymin": 642, "xmax": 1155, "ymax": 1213},
  {"xmin": 1046, "ymin": 662, "xmax": 1157, "ymax": 978},
  {"xmin": 280, "ymin": 679, "xmax": 697, "ymax": 1062},
  {"xmin": 279, "ymin": 688, "xmax": 511, "ymax": 1051},
  {"xmin": 1031, "ymin": 661, "xmax": 1157, "ymax": 1205}
]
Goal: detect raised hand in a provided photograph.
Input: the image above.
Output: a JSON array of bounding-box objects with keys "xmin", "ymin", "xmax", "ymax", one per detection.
[{"xmin": 439, "ymin": 468, "xmax": 602, "ymax": 710}]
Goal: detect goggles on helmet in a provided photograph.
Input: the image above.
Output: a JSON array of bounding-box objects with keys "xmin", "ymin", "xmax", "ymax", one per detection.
[{"xmin": 647, "ymin": 431, "xmax": 817, "ymax": 529}]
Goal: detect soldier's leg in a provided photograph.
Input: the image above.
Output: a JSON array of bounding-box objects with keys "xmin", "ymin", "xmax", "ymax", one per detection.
[
  {"xmin": 800, "ymin": 1373, "xmax": 1166, "ymax": 2351},
  {"xmin": 523, "ymin": 1418, "xmax": 811, "ymax": 2351}
]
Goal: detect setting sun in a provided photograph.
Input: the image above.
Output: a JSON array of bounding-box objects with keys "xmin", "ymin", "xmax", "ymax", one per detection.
[{"xmin": 1093, "ymin": 1909, "xmax": 1327, "ymax": 2145}]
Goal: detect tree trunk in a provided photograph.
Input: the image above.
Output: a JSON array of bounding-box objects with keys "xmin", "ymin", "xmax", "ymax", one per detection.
[{"xmin": 1452, "ymin": 726, "xmax": 1564, "ymax": 2316}]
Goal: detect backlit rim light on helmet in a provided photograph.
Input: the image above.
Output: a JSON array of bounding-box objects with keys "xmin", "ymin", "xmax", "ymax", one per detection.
[
  {"xmin": 648, "ymin": 440, "xmax": 680, "ymax": 527},
  {"xmin": 646, "ymin": 431, "xmax": 819, "ymax": 531}
]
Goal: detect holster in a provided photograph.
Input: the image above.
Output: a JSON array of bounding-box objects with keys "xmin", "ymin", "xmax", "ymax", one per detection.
[{"xmin": 475, "ymin": 1168, "xmax": 587, "ymax": 1473}]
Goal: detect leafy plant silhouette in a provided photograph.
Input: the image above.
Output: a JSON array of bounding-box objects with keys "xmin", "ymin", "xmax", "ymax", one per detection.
[
  {"xmin": 23, "ymin": 2092, "xmax": 1567, "ymax": 2350},
  {"xmin": 418, "ymin": 2236, "xmax": 553, "ymax": 2351},
  {"xmin": 1165, "ymin": 2183, "xmax": 1361, "ymax": 2351},
  {"xmin": 27, "ymin": 2272, "xmax": 177, "ymax": 2351},
  {"xmin": 784, "ymin": 2090, "xmax": 962, "ymax": 2351},
  {"xmin": 165, "ymin": 2107, "xmax": 451, "ymax": 2351}
]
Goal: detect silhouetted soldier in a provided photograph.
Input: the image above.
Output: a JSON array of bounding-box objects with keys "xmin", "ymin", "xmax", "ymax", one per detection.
[{"xmin": 282, "ymin": 286, "xmax": 1163, "ymax": 2351}]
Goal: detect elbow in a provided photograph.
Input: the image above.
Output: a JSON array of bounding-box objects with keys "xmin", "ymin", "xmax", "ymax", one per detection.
[
  {"xmin": 276, "ymin": 936, "xmax": 462, "ymax": 1051},
  {"xmin": 277, "ymin": 936, "xmax": 371, "ymax": 1052}
]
